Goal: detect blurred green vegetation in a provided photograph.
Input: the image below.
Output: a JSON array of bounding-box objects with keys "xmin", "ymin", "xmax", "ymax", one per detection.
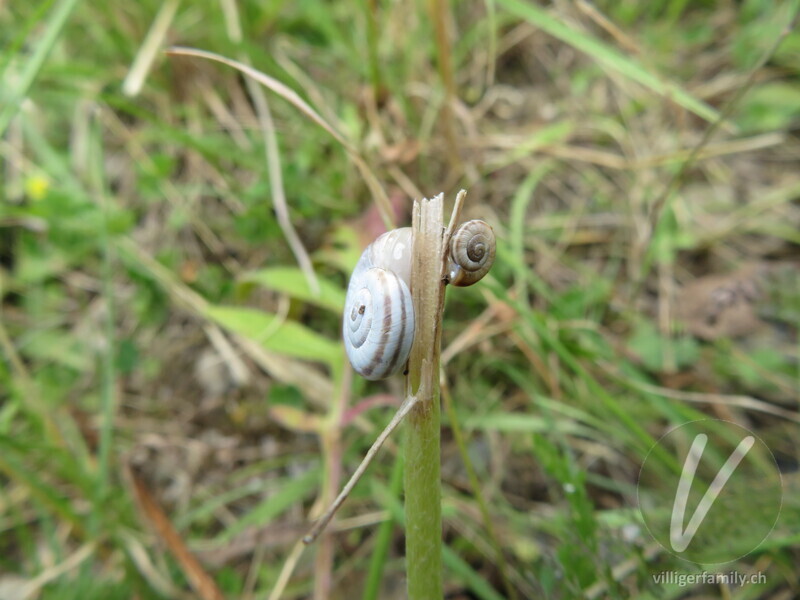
[{"xmin": 1, "ymin": 0, "xmax": 799, "ymax": 598}]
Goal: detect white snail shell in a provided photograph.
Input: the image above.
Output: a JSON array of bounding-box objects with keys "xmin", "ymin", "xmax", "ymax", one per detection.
[
  {"xmin": 447, "ymin": 220, "xmax": 495, "ymax": 287},
  {"xmin": 343, "ymin": 228, "xmax": 415, "ymax": 380}
]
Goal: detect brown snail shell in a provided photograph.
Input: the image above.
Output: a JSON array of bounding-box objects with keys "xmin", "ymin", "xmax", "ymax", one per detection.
[{"xmin": 447, "ymin": 220, "xmax": 495, "ymax": 287}]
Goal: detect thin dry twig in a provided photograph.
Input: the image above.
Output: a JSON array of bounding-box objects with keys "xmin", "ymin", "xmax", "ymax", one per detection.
[
  {"xmin": 444, "ymin": 189, "xmax": 468, "ymax": 242},
  {"xmin": 247, "ymin": 78, "xmax": 320, "ymax": 294},
  {"xmin": 267, "ymin": 539, "xmax": 307, "ymax": 600},
  {"xmin": 128, "ymin": 467, "xmax": 225, "ymax": 600},
  {"xmin": 302, "ymin": 371, "xmax": 429, "ymax": 544}
]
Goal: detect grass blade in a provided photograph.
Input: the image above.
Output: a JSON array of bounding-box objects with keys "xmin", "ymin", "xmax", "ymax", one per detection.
[
  {"xmin": 205, "ymin": 304, "xmax": 341, "ymax": 366},
  {"xmin": 217, "ymin": 467, "xmax": 319, "ymax": 542},
  {"xmin": 88, "ymin": 109, "xmax": 118, "ymax": 517},
  {"xmin": 241, "ymin": 267, "xmax": 346, "ymax": 313},
  {"xmin": 495, "ymin": 0, "xmax": 723, "ymax": 124},
  {"xmin": 0, "ymin": 0, "xmax": 81, "ymax": 137}
]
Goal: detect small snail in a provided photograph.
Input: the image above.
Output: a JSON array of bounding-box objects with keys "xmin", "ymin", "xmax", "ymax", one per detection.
[
  {"xmin": 446, "ymin": 220, "xmax": 496, "ymax": 287},
  {"xmin": 343, "ymin": 220, "xmax": 495, "ymax": 380}
]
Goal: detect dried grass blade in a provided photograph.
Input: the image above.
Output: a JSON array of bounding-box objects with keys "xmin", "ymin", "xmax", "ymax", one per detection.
[{"xmin": 128, "ymin": 467, "xmax": 225, "ymax": 600}]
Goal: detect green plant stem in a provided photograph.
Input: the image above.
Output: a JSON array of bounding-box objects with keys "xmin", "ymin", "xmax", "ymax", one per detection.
[
  {"xmin": 404, "ymin": 195, "xmax": 446, "ymax": 599},
  {"xmin": 404, "ymin": 390, "xmax": 442, "ymax": 599}
]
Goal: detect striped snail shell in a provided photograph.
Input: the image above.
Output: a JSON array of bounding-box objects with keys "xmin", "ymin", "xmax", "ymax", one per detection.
[
  {"xmin": 343, "ymin": 228, "xmax": 415, "ymax": 380},
  {"xmin": 447, "ymin": 220, "xmax": 496, "ymax": 287}
]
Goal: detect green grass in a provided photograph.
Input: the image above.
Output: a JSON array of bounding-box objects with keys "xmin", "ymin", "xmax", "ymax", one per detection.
[{"xmin": 1, "ymin": 0, "xmax": 800, "ymax": 598}]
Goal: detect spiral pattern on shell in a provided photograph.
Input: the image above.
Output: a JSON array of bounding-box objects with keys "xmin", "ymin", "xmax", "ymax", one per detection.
[
  {"xmin": 343, "ymin": 228, "xmax": 415, "ymax": 380},
  {"xmin": 447, "ymin": 220, "xmax": 496, "ymax": 287}
]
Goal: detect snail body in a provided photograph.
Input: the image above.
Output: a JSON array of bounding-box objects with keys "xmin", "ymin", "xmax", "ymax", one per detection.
[{"xmin": 343, "ymin": 220, "xmax": 495, "ymax": 380}]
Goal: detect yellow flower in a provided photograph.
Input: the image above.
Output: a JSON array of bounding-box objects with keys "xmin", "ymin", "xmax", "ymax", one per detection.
[{"xmin": 24, "ymin": 175, "xmax": 50, "ymax": 201}]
